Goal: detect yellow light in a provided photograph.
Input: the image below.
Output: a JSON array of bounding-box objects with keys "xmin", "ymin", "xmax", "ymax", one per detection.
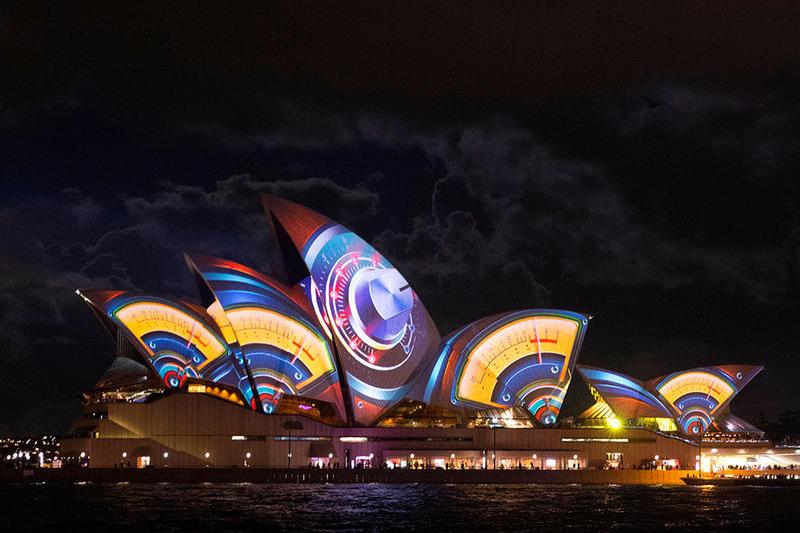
[{"xmin": 609, "ymin": 418, "xmax": 622, "ymax": 429}]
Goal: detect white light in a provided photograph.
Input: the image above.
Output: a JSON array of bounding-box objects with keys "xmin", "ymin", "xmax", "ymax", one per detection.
[
  {"xmin": 409, "ymin": 453, "xmax": 415, "ymax": 459},
  {"xmin": 710, "ymin": 448, "xmax": 717, "ymax": 454},
  {"xmin": 80, "ymin": 452, "xmax": 86, "ymax": 458},
  {"xmin": 609, "ymin": 418, "xmax": 622, "ymax": 429},
  {"xmin": 369, "ymin": 453, "xmax": 374, "ymax": 459},
  {"xmin": 163, "ymin": 452, "xmax": 169, "ymax": 458},
  {"xmin": 204, "ymin": 452, "xmax": 210, "ymax": 459},
  {"xmin": 231, "ymin": 435, "xmax": 246, "ymax": 441},
  {"xmin": 450, "ymin": 453, "xmax": 456, "ymax": 459},
  {"xmin": 122, "ymin": 452, "xmax": 128, "ymax": 458},
  {"xmin": 339, "ymin": 436, "xmax": 368, "ymax": 443},
  {"xmin": 246, "ymin": 452, "xmax": 251, "ymax": 459},
  {"xmin": 328, "ymin": 453, "xmax": 334, "ymax": 459},
  {"xmin": 654, "ymin": 455, "xmax": 659, "ymax": 461},
  {"xmin": 573, "ymin": 454, "xmax": 578, "ymax": 460},
  {"xmin": 287, "ymin": 453, "xmax": 292, "ymax": 458},
  {"xmin": 795, "ymin": 449, "xmax": 800, "ymax": 454},
  {"xmin": 767, "ymin": 450, "xmax": 774, "ymax": 454},
  {"xmin": 532, "ymin": 454, "xmax": 537, "ymax": 459}
]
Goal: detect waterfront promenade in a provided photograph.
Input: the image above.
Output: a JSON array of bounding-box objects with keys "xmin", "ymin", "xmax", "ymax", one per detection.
[{"xmin": 0, "ymin": 467, "xmax": 693, "ymax": 485}]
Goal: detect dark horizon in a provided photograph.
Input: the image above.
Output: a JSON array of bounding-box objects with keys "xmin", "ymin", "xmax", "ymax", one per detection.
[{"xmin": 2, "ymin": 2, "xmax": 800, "ymax": 435}]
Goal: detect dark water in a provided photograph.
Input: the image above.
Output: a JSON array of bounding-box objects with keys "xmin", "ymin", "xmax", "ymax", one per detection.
[{"xmin": 2, "ymin": 483, "xmax": 798, "ymax": 532}]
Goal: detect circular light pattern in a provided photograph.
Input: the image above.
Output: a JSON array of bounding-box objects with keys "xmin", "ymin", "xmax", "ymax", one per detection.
[{"xmin": 321, "ymin": 250, "xmax": 415, "ymax": 371}]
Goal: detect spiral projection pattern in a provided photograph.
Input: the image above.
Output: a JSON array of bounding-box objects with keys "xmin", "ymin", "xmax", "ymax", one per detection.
[{"xmin": 264, "ymin": 195, "xmax": 441, "ymax": 425}]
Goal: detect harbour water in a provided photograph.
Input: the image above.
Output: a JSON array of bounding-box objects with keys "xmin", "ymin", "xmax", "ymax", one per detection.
[{"xmin": 2, "ymin": 482, "xmax": 799, "ymax": 531}]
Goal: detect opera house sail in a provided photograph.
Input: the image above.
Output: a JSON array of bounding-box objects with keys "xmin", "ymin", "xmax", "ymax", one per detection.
[{"xmin": 577, "ymin": 364, "xmax": 763, "ymax": 437}]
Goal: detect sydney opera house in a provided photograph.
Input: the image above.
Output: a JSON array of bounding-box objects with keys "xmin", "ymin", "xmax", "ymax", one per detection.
[{"xmin": 61, "ymin": 195, "xmax": 793, "ymax": 472}]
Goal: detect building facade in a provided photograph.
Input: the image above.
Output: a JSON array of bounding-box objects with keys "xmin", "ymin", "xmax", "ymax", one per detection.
[{"xmin": 61, "ymin": 194, "xmax": 780, "ymax": 472}]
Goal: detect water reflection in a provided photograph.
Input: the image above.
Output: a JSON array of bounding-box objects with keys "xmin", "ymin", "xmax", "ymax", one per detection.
[{"xmin": 1, "ymin": 483, "xmax": 798, "ymax": 532}]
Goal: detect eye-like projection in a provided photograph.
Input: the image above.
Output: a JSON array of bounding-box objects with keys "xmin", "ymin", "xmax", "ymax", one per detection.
[{"xmin": 264, "ymin": 195, "xmax": 440, "ymax": 425}]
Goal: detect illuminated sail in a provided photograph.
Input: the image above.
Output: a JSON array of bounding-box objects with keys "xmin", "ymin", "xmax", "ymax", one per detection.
[
  {"xmin": 186, "ymin": 254, "xmax": 345, "ymax": 419},
  {"xmin": 651, "ymin": 365, "xmax": 762, "ymax": 435},
  {"xmin": 427, "ymin": 310, "xmax": 589, "ymax": 426},
  {"xmin": 77, "ymin": 290, "xmax": 251, "ymax": 405},
  {"xmin": 263, "ymin": 194, "xmax": 441, "ymax": 425},
  {"xmin": 577, "ymin": 365, "xmax": 673, "ymax": 420}
]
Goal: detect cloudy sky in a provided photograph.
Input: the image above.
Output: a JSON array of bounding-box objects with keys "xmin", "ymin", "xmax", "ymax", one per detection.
[{"xmin": 2, "ymin": 2, "xmax": 800, "ymax": 434}]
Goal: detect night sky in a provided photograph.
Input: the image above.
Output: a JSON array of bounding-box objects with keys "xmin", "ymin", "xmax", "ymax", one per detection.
[{"xmin": 2, "ymin": 2, "xmax": 800, "ymax": 435}]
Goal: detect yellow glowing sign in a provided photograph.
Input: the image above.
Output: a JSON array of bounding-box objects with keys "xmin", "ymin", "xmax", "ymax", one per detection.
[
  {"xmin": 224, "ymin": 307, "xmax": 334, "ymax": 388},
  {"xmin": 457, "ymin": 316, "xmax": 579, "ymax": 406},
  {"xmin": 657, "ymin": 371, "xmax": 734, "ymax": 411},
  {"xmin": 116, "ymin": 302, "xmax": 226, "ymax": 368}
]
